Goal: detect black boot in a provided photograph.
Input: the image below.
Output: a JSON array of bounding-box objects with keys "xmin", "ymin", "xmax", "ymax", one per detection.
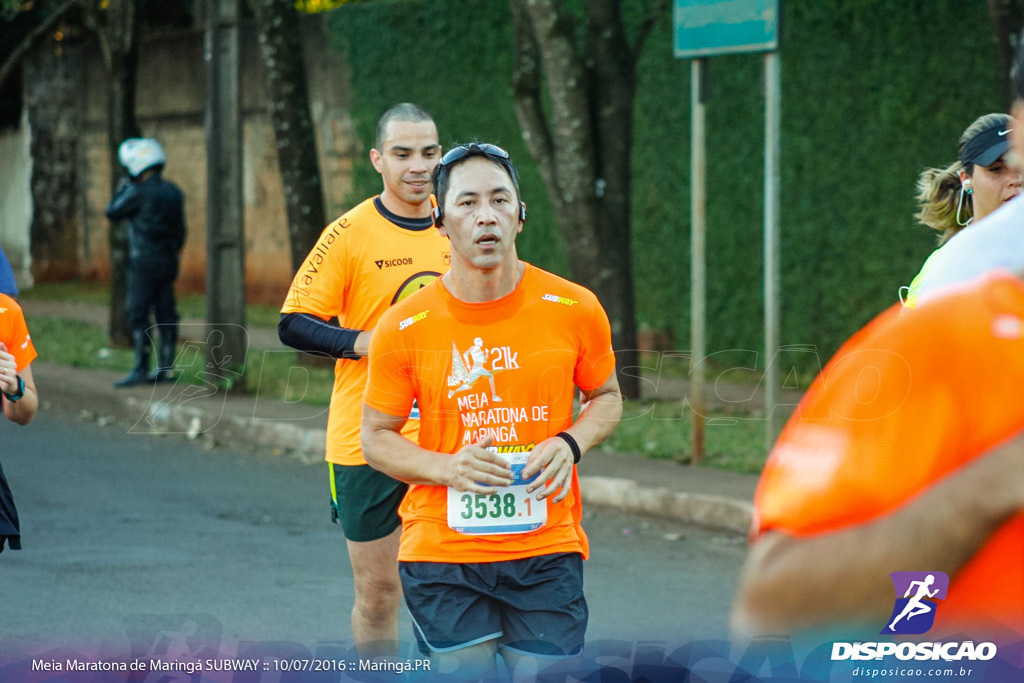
[
  {"xmin": 114, "ymin": 331, "xmax": 153, "ymax": 388},
  {"xmin": 151, "ymin": 327, "xmax": 177, "ymax": 383}
]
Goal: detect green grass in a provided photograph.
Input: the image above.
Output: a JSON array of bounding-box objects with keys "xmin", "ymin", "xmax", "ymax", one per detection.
[
  {"xmin": 30, "ymin": 317, "xmax": 136, "ymax": 371},
  {"xmin": 603, "ymin": 399, "xmax": 778, "ymax": 474},
  {"xmin": 20, "ymin": 280, "xmax": 283, "ymax": 328},
  {"xmin": 637, "ymin": 349, "xmax": 820, "ymax": 391},
  {"xmin": 30, "ymin": 314, "xmax": 338, "ymax": 403},
  {"xmin": 246, "ymin": 349, "xmax": 335, "ymax": 406},
  {"xmin": 20, "ymin": 280, "xmax": 112, "ymax": 306}
]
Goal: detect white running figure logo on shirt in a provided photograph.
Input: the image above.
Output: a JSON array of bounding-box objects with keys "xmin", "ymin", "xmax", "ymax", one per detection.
[{"xmin": 447, "ymin": 337, "xmax": 503, "ymax": 401}]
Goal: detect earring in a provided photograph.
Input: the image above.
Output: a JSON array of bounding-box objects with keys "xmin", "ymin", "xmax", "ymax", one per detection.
[{"xmin": 955, "ymin": 184, "xmax": 973, "ymax": 227}]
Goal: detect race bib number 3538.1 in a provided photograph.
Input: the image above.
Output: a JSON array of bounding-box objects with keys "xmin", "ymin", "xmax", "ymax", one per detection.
[{"xmin": 447, "ymin": 451, "xmax": 547, "ymax": 535}]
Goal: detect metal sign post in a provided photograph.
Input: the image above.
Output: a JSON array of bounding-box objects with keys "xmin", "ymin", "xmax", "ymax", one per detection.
[
  {"xmin": 763, "ymin": 50, "xmax": 782, "ymax": 447},
  {"xmin": 674, "ymin": 0, "xmax": 781, "ymax": 461},
  {"xmin": 690, "ymin": 58, "xmax": 708, "ymax": 464}
]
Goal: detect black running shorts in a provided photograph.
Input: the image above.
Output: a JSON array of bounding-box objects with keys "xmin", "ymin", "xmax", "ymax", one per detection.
[{"xmin": 399, "ymin": 552, "xmax": 587, "ymax": 657}]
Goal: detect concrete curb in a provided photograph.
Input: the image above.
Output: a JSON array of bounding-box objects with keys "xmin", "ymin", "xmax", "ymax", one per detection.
[
  {"xmin": 129, "ymin": 396, "xmax": 330, "ymax": 456},
  {"xmin": 579, "ymin": 476, "xmax": 753, "ymax": 535}
]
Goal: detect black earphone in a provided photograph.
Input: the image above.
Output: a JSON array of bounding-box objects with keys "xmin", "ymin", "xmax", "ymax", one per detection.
[
  {"xmin": 430, "ymin": 194, "xmax": 443, "ymax": 228},
  {"xmin": 429, "ymin": 194, "xmax": 527, "ymax": 228}
]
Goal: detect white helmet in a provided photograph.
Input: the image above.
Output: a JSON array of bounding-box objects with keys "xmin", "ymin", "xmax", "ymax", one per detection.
[{"xmin": 118, "ymin": 138, "xmax": 166, "ymax": 177}]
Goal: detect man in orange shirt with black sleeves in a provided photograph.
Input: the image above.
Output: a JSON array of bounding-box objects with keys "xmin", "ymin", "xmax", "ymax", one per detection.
[
  {"xmin": 279, "ymin": 103, "xmax": 449, "ymax": 658},
  {"xmin": 361, "ymin": 142, "xmax": 622, "ymax": 679}
]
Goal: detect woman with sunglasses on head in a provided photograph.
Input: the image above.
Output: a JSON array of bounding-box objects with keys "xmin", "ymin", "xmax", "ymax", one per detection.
[{"xmin": 900, "ymin": 113, "xmax": 1023, "ymax": 308}]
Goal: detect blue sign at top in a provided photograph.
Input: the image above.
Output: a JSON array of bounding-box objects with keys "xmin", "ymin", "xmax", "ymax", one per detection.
[{"xmin": 674, "ymin": 0, "xmax": 779, "ymax": 59}]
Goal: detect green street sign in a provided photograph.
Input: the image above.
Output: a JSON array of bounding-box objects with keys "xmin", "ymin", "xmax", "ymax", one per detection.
[{"xmin": 674, "ymin": 0, "xmax": 779, "ymax": 59}]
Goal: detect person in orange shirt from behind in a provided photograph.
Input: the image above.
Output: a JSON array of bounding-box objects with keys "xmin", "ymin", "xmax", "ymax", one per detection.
[
  {"xmin": 733, "ymin": 36, "xmax": 1024, "ymax": 641},
  {"xmin": 731, "ymin": 270, "xmax": 1024, "ymax": 639},
  {"xmin": 361, "ymin": 142, "xmax": 622, "ymax": 680}
]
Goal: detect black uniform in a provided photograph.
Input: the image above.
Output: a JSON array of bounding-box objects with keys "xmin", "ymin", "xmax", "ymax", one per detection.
[{"xmin": 106, "ymin": 171, "xmax": 186, "ymax": 385}]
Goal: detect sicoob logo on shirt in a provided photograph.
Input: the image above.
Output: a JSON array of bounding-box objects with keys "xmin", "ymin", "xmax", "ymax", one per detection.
[
  {"xmin": 375, "ymin": 257, "xmax": 414, "ymax": 269},
  {"xmin": 882, "ymin": 571, "xmax": 948, "ymax": 635}
]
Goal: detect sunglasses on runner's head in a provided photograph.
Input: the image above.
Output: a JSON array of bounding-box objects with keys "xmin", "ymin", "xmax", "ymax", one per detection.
[{"xmin": 439, "ymin": 143, "xmax": 510, "ymax": 168}]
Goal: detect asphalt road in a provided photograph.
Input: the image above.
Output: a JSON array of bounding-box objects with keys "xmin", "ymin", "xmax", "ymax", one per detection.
[{"xmin": 0, "ymin": 408, "xmax": 748, "ymax": 676}]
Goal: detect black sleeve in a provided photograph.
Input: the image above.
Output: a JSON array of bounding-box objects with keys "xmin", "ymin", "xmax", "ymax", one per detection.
[
  {"xmin": 278, "ymin": 312, "xmax": 362, "ymax": 360},
  {"xmin": 105, "ymin": 180, "xmax": 139, "ymax": 220},
  {"xmin": 172, "ymin": 188, "xmax": 186, "ymax": 251}
]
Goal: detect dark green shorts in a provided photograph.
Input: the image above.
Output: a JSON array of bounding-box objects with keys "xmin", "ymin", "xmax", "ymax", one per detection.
[{"xmin": 329, "ymin": 463, "xmax": 408, "ymax": 543}]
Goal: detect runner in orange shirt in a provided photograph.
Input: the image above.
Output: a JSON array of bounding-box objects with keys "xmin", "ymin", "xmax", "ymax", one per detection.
[
  {"xmin": 279, "ymin": 103, "xmax": 449, "ymax": 658},
  {"xmin": 0, "ymin": 293, "xmax": 38, "ymax": 426},
  {"xmin": 0, "ymin": 292, "xmax": 40, "ymax": 555},
  {"xmin": 731, "ymin": 270, "xmax": 1024, "ymax": 638},
  {"xmin": 362, "ymin": 143, "xmax": 622, "ymax": 679}
]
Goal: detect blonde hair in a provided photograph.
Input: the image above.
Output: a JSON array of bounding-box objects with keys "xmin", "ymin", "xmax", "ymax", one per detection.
[{"xmin": 915, "ymin": 113, "xmax": 1012, "ymax": 245}]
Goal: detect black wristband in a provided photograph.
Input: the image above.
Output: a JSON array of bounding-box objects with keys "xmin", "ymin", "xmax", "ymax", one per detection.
[
  {"xmin": 3, "ymin": 375, "xmax": 24, "ymax": 402},
  {"xmin": 556, "ymin": 431, "xmax": 582, "ymax": 464}
]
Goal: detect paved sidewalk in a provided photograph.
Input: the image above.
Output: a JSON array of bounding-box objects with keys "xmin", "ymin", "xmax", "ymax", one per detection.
[{"xmin": 23, "ymin": 299, "xmax": 769, "ymax": 535}]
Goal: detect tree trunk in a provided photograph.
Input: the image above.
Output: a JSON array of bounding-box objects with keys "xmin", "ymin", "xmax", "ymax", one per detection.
[
  {"xmin": 514, "ymin": 0, "xmax": 601, "ymax": 286},
  {"xmin": 105, "ymin": 41, "xmax": 141, "ymax": 347},
  {"xmin": 85, "ymin": 0, "xmax": 142, "ymax": 347},
  {"xmin": 510, "ymin": 0, "xmax": 644, "ymax": 398},
  {"xmin": 584, "ymin": 0, "xmax": 639, "ymax": 398},
  {"xmin": 247, "ymin": 0, "xmax": 327, "ymax": 274},
  {"xmin": 987, "ymin": 0, "xmax": 1024, "ymax": 110},
  {"xmin": 25, "ymin": 38, "xmax": 82, "ymax": 283}
]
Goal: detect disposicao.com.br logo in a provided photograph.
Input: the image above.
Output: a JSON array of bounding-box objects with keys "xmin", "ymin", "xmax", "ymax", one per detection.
[{"xmin": 831, "ymin": 571, "xmax": 998, "ymax": 663}]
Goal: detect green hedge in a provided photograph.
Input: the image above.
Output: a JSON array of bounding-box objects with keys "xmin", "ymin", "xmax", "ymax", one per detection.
[
  {"xmin": 325, "ymin": 0, "xmax": 567, "ymax": 277},
  {"xmin": 327, "ymin": 0, "xmax": 1003, "ymax": 374}
]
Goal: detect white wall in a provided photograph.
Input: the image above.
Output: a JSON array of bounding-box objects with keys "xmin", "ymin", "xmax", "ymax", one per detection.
[{"xmin": 0, "ymin": 109, "xmax": 33, "ymax": 289}]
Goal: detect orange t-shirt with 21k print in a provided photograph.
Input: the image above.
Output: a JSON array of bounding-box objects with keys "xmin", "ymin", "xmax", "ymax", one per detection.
[{"xmin": 364, "ymin": 263, "xmax": 617, "ymax": 564}]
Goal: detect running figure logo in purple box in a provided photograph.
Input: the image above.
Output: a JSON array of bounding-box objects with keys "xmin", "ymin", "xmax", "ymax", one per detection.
[{"xmin": 882, "ymin": 571, "xmax": 949, "ymax": 635}]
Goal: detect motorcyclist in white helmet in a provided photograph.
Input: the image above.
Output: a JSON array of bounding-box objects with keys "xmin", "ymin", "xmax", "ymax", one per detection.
[{"xmin": 105, "ymin": 138, "xmax": 186, "ymax": 387}]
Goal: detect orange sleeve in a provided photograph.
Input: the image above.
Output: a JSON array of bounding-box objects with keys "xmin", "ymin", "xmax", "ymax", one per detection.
[
  {"xmin": 572, "ymin": 292, "xmax": 617, "ymax": 391},
  {"xmin": 363, "ymin": 311, "xmax": 416, "ymax": 418},
  {"xmin": 1, "ymin": 295, "xmax": 37, "ymax": 371}
]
